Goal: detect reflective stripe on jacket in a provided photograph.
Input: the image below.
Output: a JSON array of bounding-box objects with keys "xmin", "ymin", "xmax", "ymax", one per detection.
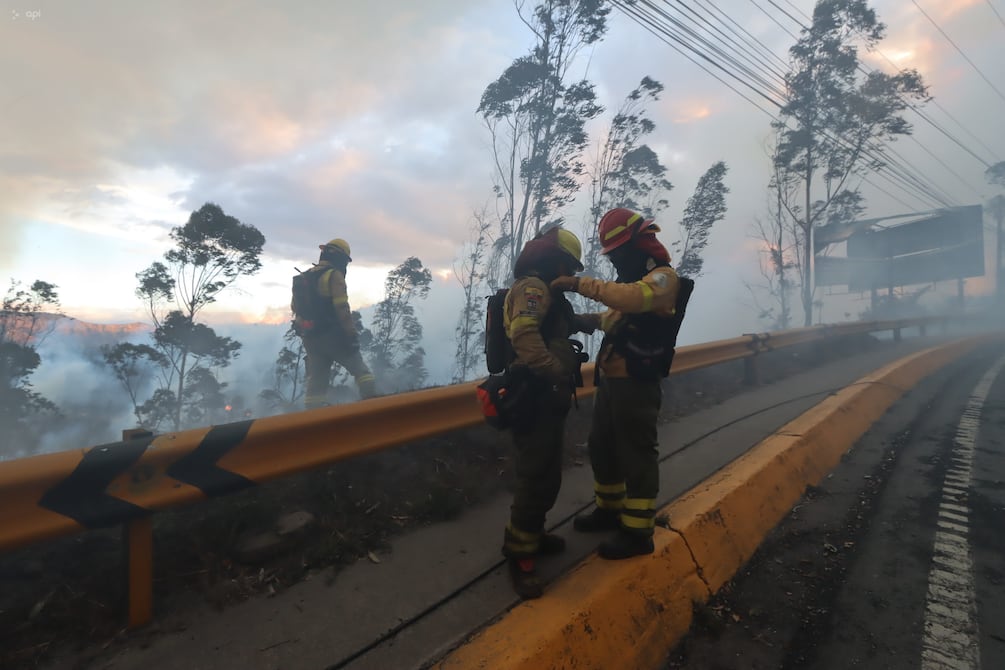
[
  {"xmin": 317, "ymin": 261, "xmax": 357, "ymax": 342},
  {"xmin": 503, "ymin": 276, "xmax": 577, "ymax": 384},
  {"xmin": 576, "ymin": 266, "xmax": 680, "ymax": 378}
]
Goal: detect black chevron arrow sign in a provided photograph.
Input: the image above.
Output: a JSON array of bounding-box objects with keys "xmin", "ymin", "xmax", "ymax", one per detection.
[
  {"xmin": 165, "ymin": 420, "xmax": 256, "ymax": 496},
  {"xmin": 39, "ymin": 434, "xmax": 154, "ymax": 528}
]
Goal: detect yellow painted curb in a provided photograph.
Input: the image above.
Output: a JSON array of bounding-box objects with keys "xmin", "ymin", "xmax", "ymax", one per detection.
[{"xmin": 435, "ymin": 335, "xmax": 996, "ymax": 670}]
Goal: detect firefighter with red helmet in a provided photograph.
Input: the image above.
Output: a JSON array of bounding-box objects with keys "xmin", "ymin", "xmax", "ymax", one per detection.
[
  {"xmin": 551, "ymin": 208, "xmax": 687, "ymax": 559},
  {"xmin": 500, "ymin": 227, "xmax": 599, "ymax": 598},
  {"xmin": 293, "ymin": 238, "xmax": 377, "ymax": 407}
]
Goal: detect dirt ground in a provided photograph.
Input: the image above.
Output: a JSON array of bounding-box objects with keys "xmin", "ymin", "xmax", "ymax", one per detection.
[
  {"xmin": 662, "ymin": 342, "xmax": 973, "ymax": 670},
  {"xmin": 0, "ymin": 334, "xmax": 884, "ymax": 669},
  {"xmin": 664, "ymin": 452, "xmax": 904, "ymax": 670}
]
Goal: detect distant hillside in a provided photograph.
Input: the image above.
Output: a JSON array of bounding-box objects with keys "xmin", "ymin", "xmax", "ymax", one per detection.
[
  {"xmin": 3, "ymin": 312, "xmax": 150, "ymax": 347},
  {"xmin": 51, "ymin": 315, "xmax": 149, "ymax": 338}
]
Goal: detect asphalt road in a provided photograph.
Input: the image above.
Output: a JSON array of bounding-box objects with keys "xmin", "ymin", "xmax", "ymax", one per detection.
[{"xmin": 666, "ymin": 343, "xmax": 1005, "ymax": 670}]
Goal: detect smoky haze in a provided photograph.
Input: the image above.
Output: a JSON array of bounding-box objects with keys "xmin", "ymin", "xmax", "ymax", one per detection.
[
  {"xmin": 8, "ymin": 283, "xmax": 994, "ymax": 461},
  {"xmin": 2, "ymin": 1, "xmax": 1003, "ymax": 457}
]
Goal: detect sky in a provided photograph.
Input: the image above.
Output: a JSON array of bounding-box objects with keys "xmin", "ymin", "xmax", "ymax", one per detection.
[{"xmin": 2, "ymin": 0, "xmax": 1004, "ymax": 385}]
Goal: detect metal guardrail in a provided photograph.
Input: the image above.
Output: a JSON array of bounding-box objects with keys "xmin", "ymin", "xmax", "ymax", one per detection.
[{"xmin": 0, "ymin": 316, "xmax": 944, "ymax": 627}]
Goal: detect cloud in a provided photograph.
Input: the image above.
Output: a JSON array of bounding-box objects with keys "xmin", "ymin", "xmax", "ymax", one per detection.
[
  {"xmin": 670, "ymin": 101, "xmax": 714, "ymax": 124},
  {"xmin": 0, "ymin": 0, "xmax": 512, "ymax": 273},
  {"xmin": 2, "ymin": 0, "xmax": 1002, "ymax": 340}
]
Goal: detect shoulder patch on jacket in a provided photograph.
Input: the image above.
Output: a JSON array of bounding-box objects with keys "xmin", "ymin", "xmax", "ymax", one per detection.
[{"xmin": 523, "ymin": 286, "xmax": 544, "ymax": 312}]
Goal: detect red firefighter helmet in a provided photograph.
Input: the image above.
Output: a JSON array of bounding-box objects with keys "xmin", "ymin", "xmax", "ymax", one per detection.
[{"xmin": 598, "ymin": 208, "xmax": 660, "ymax": 254}]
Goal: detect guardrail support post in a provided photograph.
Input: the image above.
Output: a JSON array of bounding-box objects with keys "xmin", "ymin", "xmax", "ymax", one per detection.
[
  {"xmin": 124, "ymin": 516, "xmax": 154, "ymax": 629},
  {"xmin": 743, "ymin": 357, "xmax": 759, "ymax": 386},
  {"xmin": 893, "ymin": 327, "xmax": 902, "ymax": 342},
  {"xmin": 120, "ymin": 427, "xmax": 155, "ymax": 630}
]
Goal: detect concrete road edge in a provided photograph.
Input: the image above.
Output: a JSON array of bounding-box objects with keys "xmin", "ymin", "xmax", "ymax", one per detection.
[{"xmin": 433, "ymin": 334, "xmax": 997, "ymax": 670}]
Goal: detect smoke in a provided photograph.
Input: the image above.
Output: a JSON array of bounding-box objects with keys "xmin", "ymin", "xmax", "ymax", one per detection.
[
  {"xmin": 4, "ymin": 263, "xmax": 986, "ymax": 462},
  {"xmin": 9, "ymin": 327, "xmax": 144, "ymax": 459},
  {"xmin": 211, "ymin": 321, "xmax": 290, "ymax": 414}
]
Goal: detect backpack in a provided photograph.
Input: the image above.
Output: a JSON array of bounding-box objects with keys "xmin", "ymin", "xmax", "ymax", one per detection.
[
  {"xmin": 483, "ymin": 286, "xmax": 578, "ymax": 375},
  {"xmin": 291, "ymin": 266, "xmax": 333, "ymax": 333},
  {"xmin": 476, "ymin": 367, "xmax": 537, "ymax": 432},
  {"xmin": 483, "ymin": 288, "xmax": 512, "ymax": 374},
  {"xmin": 478, "ymin": 285, "xmax": 587, "ymax": 431},
  {"xmin": 607, "ymin": 275, "xmax": 695, "ymax": 380}
]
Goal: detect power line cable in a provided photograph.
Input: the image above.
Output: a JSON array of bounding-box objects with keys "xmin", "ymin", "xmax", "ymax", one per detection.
[
  {"xmin": 871, "ymin": 47, "xmax": 1000, "ymax": 166},
  {"xmin": 764, "ymin": 0, "xmax": 806, "ymax": 28},
  {"xmin": 612, "ymin": 0, "xmax": 782, "ymax": 116},
  {"xmin": 643, "ymin": 0, "xmax": 787, "ymax": 102},
  {"xmin": 769, "ymin": 2, "xmax": 997, "ymax": 179},
  {"xmin": 669, "ymin": 9, "xmax": 950, "ymax": 208},
  {"xmin": 862, "ymin": 147, "xmax": 955, "ymax": 208},
  {"xmin": 902, "ymin": 134, "xmax": 988, "ymax": 200},
  {"xmin": 985, "ymin": 0, "xmax": 1005, "ymax": 31},
  {"xmin": 675, "ymin": 0, "xmax": 789, "ymax": 89},
  {"xmin": 749, "ymin": 0, "xmax": 799, "ymax": 39},
  {"xmin": 851, "ymin": 174, "xmax": 918, "ymax": 212},
  {"xmin": 924, "ymin": 102, "xmax": 999, "ymax": 167},
  {"xmin": 781, "ymin": 0, "xmax": 811, "ymax": 22},
  {"xmin": 686, "ymin": 0, "xmax": 791, "ymax": 79},
  {"xmin": 695, "ymin": 0, "xmax": 790, "ymax": 71},
  {"xmin": 731, "ymin": 6, "xmax": 963, "ymax": 206},
  {"xmin": 911, "ymin": 0, "xmax": 1005, "ymax": 106},
  {"xmin": 616, "ymin": 1, "xmax": 962, "ymax": 210},
  {"xmin": 911, "ymin": 105, "xmax": 995, "ymax": 170},
  {"xmin": 771, "ymin": 0, "xmax": 999, "ymax": 170},
  {"xmin": 882, "ymin": 144, "xmax": 960, "ymax": 206}
]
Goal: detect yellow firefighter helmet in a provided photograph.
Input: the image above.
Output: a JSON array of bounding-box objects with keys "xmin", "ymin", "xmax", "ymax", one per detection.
[{"xmin": 319, "ymin": 238, "xmax": 352, "ymax": 261}]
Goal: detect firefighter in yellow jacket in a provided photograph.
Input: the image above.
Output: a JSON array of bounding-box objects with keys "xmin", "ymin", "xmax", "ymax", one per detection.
[
  {"xmin": 293, "ymin": 239, "xmax": 377, "ymax": 407},
  {"xmin": 501, "ymin": 227, "xmax": 599, "ymax": 598},
  {"xmin": 551, "ymin": 208, "xmax": 685, "ymax": 559}
]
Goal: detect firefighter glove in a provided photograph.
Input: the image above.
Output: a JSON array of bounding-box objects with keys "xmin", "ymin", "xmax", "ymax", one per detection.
[{"xmin": 551, "ymin": 275, "xmax": 580, "ymax": 293}]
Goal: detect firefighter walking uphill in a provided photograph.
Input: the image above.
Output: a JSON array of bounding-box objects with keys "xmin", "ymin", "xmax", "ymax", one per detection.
[{"xmin": 292, "ymin": 238, "xmax": 377, "ymax": 407}]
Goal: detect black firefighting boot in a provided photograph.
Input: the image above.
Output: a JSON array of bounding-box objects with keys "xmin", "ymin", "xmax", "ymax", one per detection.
[
  {"xmin": 598, "ymin": 529, "xmax": 654, "ymax": 560},
  {"xmin": 538, "ymin": 533, "xmax": 566, "ymax": 555},
  {"xmin": 507, "ymin": 558, "xmax": 544, "ymax": 599},
  {"xmin": 573, "ymin": 507, "xmax": 621, "ymax": 532}
]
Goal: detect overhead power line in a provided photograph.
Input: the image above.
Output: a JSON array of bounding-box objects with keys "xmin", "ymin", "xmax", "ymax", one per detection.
[
  {"xmin": 911, "ymin": 0, "xmax": 1005, "ymax": 106},
  {"xmin": 985, "ymin": 0, "xmax": 1005, "ymax": 31},
  {"xmin": 761, "ymin": 0, "xmax": 998, "ymax": 172},
  {"xmin": 613, "ymin": 0, "xmax": 962, "ymax": 211},
  {"xmin": 866, "ymin": 47, "xmax": 998, "ymax": 169},
  {"xmin": 780, "ymin": 0, "xmax": 811, "ymax": 22},
  {"xmin": 695, "ymin": 0, "xmax": 790, "ymax": 72},
  {"xmin": 677, "ymin": 0, "xmax": 789, "ymax": 88},
  {"xmin": 642, "ymin": 0, "xmax": 788, "ymax": 105},
  {"xmin": 763, "ymin": 0, "xmax": 805, "ymax": 29},
  {"xmin": 755, "ymin": 0, "xmax": 1000, "ymax": 168},
  {"xmin": 910, "ymin": 105, "xmax": 996, "ymax": 169},
  {"xmin": 611, "ymin": 0, "xmax": 781, "ymax": 117}
]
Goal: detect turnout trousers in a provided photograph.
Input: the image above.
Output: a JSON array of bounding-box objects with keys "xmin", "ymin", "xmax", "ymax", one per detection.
[
  {"xmin": 302, "ymin": 331, "xmax": 375, "ymax": 407},
  {"xmin": 502, "ymin": 392, "xmax": 569, "ymax": 558},
  {"xmin": 587, "ymin": 374, "xmax": 662, "ymax": 536}
]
